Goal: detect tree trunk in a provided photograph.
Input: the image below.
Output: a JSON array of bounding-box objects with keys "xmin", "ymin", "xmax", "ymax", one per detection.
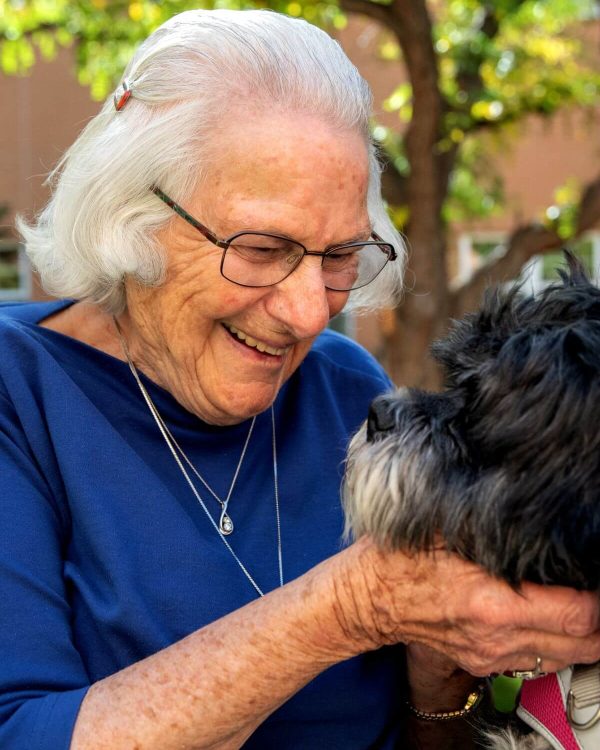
[
  {"xmin": 376, "ymin": 0, "xmax": 449, "ymax": 389},
  {"xmin": 385, "ymin": 277, "xmax": 447, "ymax": 389}
]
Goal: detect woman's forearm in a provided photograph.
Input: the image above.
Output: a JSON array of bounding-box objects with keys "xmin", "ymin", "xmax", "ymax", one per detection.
[
  {"xmin": 70, "ymin": 542, "xmax": 375, "ymax": 750},
  {"xmin": 69, "ymin": 536, "xmax": 600, "ymax": 749}
]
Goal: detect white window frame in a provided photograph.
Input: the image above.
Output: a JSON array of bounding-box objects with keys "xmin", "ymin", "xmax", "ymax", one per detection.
[
  {"xmin": 455, "ymin": 231, "xmax": 508, "ymax": 286},
  {"xmin": 456, "ymin": 231, "xmax": 600, "ymax": 293},
  {"xmin": 0, "ymin": 241, "xmax": 31, "ymax": 301}
]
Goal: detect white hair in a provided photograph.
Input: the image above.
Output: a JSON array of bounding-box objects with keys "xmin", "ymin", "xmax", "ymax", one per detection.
[{"xmin": 19, "ymin": 9, "xmax": 405, "ymax": 313}]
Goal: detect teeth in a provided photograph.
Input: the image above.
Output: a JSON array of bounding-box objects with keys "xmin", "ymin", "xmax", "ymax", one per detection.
[{"xmin": 224, "ymin": 324, "xmax": 285, "ymax": 356}]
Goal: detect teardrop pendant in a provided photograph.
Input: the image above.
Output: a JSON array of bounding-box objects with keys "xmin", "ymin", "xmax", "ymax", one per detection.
[{"xmin": 219, "ymin": 510, "xmax": 234, "ymax": 535}]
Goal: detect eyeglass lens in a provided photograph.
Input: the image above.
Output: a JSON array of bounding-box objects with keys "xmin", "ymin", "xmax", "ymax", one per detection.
[{"xmin": 221, "ymin": 234, "xmax": 392, "ymax": 291}]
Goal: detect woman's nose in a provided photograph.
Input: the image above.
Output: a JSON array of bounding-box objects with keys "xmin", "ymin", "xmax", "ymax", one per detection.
[{"xmin": 269, "ymin": 257, "xmax": 334, "ymax": 339}]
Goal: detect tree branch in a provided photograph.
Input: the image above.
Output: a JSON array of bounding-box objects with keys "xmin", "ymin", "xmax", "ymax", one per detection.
[
  {"xmin": 449, "ymin": 224, "xmax": 561, "ymax": 317},
  {"xmin": 339, "ymin": 0, "xmax": 394, "ymax": 27},
  {"xmin": 449, "ymin": 174, "xmax": 600, "ymax": 317},
  {"xmin": 453, "ymin": 2, "xmax": 529, "ymax": 92},
  {"xmin": 577, "ymin": 177, "xmax": 600, "ymax": 233}
]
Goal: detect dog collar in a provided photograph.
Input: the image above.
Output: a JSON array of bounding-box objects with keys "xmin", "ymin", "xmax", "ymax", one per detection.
[{"xmin": 517, "ymin": 666, "xmax": 600, "ymax": 750}]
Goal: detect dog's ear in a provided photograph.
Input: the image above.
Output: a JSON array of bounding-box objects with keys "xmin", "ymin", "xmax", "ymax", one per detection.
[
  {"xmin": 560, "ymin": 248, "xmax": 591, "ymax": 286},
  {"xmin": 344, "ymin": 389, "xmax": 474, "ymax": 552},
  {"xmin": 529, "ymin": 249, "xmax": 600, "ymax": 324},
  {"xmin": 431, "ymin": 286, "xmax": 522, "ymax": 391},
  {"xmin": 434, "ymin": 249, "xmax": 600, "ymax": 391}
]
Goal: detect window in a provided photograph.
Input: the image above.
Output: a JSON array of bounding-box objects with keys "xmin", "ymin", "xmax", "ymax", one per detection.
[
  {"xmin": 456, "ymin": 232, "xmax": 600, "ymax": 293},
  {"xmin": 0, "ymin": 241, "xmax": 31, "ymax": 301},
  {"xmin": 537, "ymin": 235, "xmax": 599, "ymax": 284},
  {"xmin": 456, "ymin": 232, "xmax": 507, "ymax": 285}
]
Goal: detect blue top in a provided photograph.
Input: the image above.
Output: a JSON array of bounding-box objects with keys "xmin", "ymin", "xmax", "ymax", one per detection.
[{"xmin": 0, "ymin": 301, "xmax": 403, "ymax": 750}]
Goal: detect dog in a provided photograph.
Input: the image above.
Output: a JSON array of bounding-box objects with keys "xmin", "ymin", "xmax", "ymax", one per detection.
[{"xmin": 344, "ymin": 251, "xmax": 600, "ymax": 749}]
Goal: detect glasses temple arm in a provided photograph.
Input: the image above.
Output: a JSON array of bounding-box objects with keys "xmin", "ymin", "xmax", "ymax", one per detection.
[
  {"xmin": 151, "ymin": 187, "xmax": 224, "ymax": 247},
  {"xmin": 371, "ymin": 231, "xmax": 398, "ymax": 261}
]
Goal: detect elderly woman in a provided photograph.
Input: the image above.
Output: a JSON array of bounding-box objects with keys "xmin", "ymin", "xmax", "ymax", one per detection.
[{"xmin": 1, "ymin": 9, "xmax": 599, "ymax": 750}]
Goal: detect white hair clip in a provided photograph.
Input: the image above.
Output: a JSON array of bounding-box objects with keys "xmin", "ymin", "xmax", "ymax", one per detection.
[{"xmin": 114, "ymin": 79, "xmax": 133, "ymax": 111}]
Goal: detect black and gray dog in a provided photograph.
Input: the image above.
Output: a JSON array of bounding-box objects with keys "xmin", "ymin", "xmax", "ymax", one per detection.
[{"xmin": 344, "ymin": 252, "xmax": 600, "ymax": 749}]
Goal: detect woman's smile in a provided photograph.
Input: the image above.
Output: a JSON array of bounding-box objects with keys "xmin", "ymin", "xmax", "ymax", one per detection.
[{"xmin": 221, "ymin": 322, "xmax": 289, "ymax": 357}]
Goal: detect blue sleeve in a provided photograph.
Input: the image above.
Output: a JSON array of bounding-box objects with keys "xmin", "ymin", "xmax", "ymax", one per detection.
[{"xmin": 0, "ymin": 392, "xmax": 90, "ymax": 750}]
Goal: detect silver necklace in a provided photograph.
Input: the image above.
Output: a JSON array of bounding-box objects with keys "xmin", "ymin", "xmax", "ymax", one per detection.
[
  {"xmin": 143, "ymin": 398, "xmax": 255, "ymax": 536},
  {"xmin": 114, "ymin": 319, "xmax": 284, "ymax": 597}
]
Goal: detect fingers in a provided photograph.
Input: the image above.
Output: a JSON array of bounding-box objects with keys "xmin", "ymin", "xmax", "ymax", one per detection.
[
  {"xmin": 420, "ymin": 643, "xmax": 588, "ymax": 679},
  {"xmin": 511, "ymin": 630, "xmax": 600, "ymax": 669},
  {"xmin": 357, "ymin": 544, "xmax": 600, "ymax": 678},
  {"xmin": 449, "ymin": 557, "xmax": 600, "ymax": 638},
  {"xmin": 487, "ymin": 581, "xmax": 600, "ymax": 637},
  {"xmin": 414, "ymin": 553, "xmax": 600, "ymax": 677},
  {"xmin": 456, "ymin": 632, "xmax": 600, "ymax": 677},
  {"xmin": 419, "ymin": 624, "xmax": 600, "ymax": 677}
]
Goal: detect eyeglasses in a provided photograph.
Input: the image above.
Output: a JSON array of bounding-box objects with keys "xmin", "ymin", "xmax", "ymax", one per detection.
[{"xmin": 152, "ymin": 187, "xmax": 397, "ymax": 292}]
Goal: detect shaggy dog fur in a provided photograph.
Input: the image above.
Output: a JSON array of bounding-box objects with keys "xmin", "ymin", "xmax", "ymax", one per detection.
[{"xmin": 344, "ymin": 253, "xmax": 600, "ymax": 748}]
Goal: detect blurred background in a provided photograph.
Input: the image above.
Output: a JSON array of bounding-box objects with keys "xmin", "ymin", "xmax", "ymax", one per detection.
[{"xmin": 1, "ymin": 0, "xmax": 599, "ymax": 386}]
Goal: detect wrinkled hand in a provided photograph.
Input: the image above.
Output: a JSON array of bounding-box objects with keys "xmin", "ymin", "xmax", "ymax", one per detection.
[{"xmin": 339, "ymin": 537, "xmax": 600, "ymax": 677}]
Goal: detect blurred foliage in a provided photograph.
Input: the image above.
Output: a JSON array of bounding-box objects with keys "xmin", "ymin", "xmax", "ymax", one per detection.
[
  {"xmin": 372, "ymin": 124, "xmax": 409, "ymax": 178},
  {"xmin": 381, "ymin": 0, "xmax": 600, "ymax": 226},
  {"xmin": 0, "ymin": 0, "xmax": 346, "ymax": 98},
  {"xmin": 434, "ymin": 0, "xmax": 600, "ymax": 126},
  {"xmin": 443, "ymin": 137, "xmax": 505, "ymax": 223},
  {"xmin": 1, "ymin": 0, "xmax": 599, "ymax": 226},
  {"xmin": 384, "ymin": 0, "xmax": 600, "ymax": 129},
  {"xmin": 542, "ymin": 177, "xmax": 581, "ymax": 239}
]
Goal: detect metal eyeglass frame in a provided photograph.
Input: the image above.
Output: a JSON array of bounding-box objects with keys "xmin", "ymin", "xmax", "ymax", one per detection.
[{"xmin": 152, "ymin": 186, "xmax": 397, "ymax": 291}]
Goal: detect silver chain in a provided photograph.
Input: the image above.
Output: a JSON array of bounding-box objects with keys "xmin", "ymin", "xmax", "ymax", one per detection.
[
  {"xmin": 114, "ymin": 318, "xmax": 284, "ymax": 597},
  {"xmin": 145, "ymin": 400, "xmax": 255, "ymax": 535}
]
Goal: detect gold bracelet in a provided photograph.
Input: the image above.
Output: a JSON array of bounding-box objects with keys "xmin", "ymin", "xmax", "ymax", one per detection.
[{"xmin": 406, "ymin": 682, "xmax": 486, "ymax": 721}]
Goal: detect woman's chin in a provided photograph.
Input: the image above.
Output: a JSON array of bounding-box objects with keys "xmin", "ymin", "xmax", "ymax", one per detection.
[{"xmin": 193, "ymin": 389, "xmax": 279, "ymax": 426}]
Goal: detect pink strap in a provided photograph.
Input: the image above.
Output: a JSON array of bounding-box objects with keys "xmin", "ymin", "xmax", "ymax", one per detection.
[{"xmin": 519, "ymin": 675, "xmax": 580, "ymax": 750}]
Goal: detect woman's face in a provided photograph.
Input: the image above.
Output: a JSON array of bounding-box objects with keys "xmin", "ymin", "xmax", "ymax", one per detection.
[{"xmin": 122, "ymin": 113, "xmax": 371, "ymax": 425}]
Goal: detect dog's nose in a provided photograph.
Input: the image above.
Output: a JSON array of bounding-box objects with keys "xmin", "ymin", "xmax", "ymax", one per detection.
[{"xmin": 367, "ymin": 398, "xmax": 396, "ymax": 441}]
